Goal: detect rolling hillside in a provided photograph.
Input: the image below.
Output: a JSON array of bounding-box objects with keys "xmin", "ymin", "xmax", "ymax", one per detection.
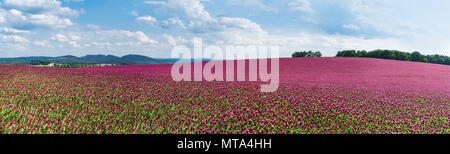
[
  {"xmin": 0, "ymin": 54, "xmax": 176, "ymax": 65},
  {"xmin": 1, "ymin": 57, "xmax": 448, "ymax": 134}
]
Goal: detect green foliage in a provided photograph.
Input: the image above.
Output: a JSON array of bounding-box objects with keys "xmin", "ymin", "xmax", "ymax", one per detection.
[
  {"xmin": 0, "ymin": 59, "xmax": 52, "ymax": 66},
  {"xmin": 0, "ymin": 54, "xmax": 161, "ymax": 66},
  {"xmin": 29, "ymin": 59, "xmax": 52, "ymax": 65},
  {"xmin": 54, "ymin": 64, "xmax": 97, "ymax": 68},
  {"xmin": 336, "ymin": 49, "xmax": 450, "ymax": 65},
  {"xmin": 292, "ymin": 51, "xmax": 322, "ymax": 58}
]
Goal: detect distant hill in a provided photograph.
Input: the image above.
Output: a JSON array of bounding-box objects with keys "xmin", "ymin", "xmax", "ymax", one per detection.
[
  {"xmin": 120, "ymin": 54, "xmax": 159, "ymax": 64},
  {"xmin": 0, "ymin": 54, "xmax": 210, "ymax": 66},
  {"xmin": 50, "ymin": 54, "xmax": 154, "ymax": 65}
]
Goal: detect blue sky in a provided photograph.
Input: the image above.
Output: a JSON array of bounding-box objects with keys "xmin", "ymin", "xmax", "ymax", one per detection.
[{"xmin": 0, "ymin": 0, "xmax": 449, "ymax": 58}]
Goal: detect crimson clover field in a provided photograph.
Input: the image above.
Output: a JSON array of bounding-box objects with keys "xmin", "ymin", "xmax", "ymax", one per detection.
[{"xmin": 0, "ymin": 57, "xmax": 449, "ymax": 134}]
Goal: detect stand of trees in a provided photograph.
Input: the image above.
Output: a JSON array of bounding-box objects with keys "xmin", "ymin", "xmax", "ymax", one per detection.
[
  {"xmin": 28, "ymin": 59, "xmax": 52, "ymax": 65},
  {"xmin": 1, "ymin": 59, "xmax": 53, "ymax": 66},
  {"xmin": 54, "ymin": 64, "xmax": 115, "ymax": 68},
  {"xmin": 54, "ymin": 64, "xmax": 92, "ymax": 68},
  {"xmin": 336, "ymin": 49, "xmax": 450, "ymax": 65},
  {"xmin": 292, "ymin": 51, "xmax": 322, "ymax": 58}
]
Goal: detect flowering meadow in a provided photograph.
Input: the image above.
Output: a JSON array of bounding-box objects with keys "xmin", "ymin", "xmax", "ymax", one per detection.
[{"xmin": 0, "ymin": 57, "xmax": 448, "ymax": 134}]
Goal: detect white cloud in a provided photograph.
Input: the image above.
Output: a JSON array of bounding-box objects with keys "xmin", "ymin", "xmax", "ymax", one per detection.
[
  {"xmin": 0, "ymin": 0, "xmax": 79, "ymax": 29},
  {"xmin": 1, "ymin": 34, "xmax": 29, "ymax": 43},
  {"xmin": 136, "ymin": 16, "xmax": 158, "ymax": 25},
  {"xmin": 151, "ymin": 0, "xmax": 267, "ymax": 44},
  {"xmin": 2, "ymin": 0, "xmax": 449, "ymax": 57},
  {"xmin": 50, "ymin": 33, "xmax": 81, "ymax": 47},
  {"xmin": 81, "ymin": 30, "xmax": 159, "ymax": 46},
  {"xmin": 51, "ymin": 33, "xmax": 69, "ymax": 42},
  {"xmin": 342, "ymin": 24, "xmax": 360, "ymax": 30},
  {"xmin": 0, "ymin": 15, "xmax": 5, "ymax": 23},
  {"xmin": 138, "ymin": 15, "xmax": 187, "ymax": 29},
  {"xmin": 11, "ymin": 29, "xmax": 163, "ymax": 57},
  {"xmin": 161, "ymin": 17, "xmax": 186, "ymax": 29},
  {"xmin": 121, "ymin": 30, "xmax": 158, "ymax": 45},
  {"xmin": 9, "ymin": 9, "xmax": 24, "ymax": 16},
  {"xmin": 29, "ymin": 14, "xmax": 73, "ymax": 28},
  {"xmin": 163, "ymin": 34, "xmax": 189, "ymax": 46},
  {"xmin": 164, "ymin": 34, "xmax": 177, "ymax": 46},
  {"xmin": 69, "ymin": 34, "xmax": 80, "ymax": 41},
  {"xmin": 3, "ymin": 0, "xmax": 62, "ymax": 11},
  {"xmin": 164, "ymin": 0, "xmax": 214, "ymax": 24},
  {"xmin": 90, "ymin": 42, "xmax": 112, "ymax": 48},
  {"xmin": 33, "ymin": 40, "xmax": 51, "ymax": 47},
  {"xmin": 144, "ymin": 1, "xmax": 167, "ymax": 5},
  {"xmin": 68, "ymin": 41, "xmax": 80, "ymax": 47},
  {"xmin": 262, "ymin": 32, "xmax": 412, "ymax": 57},
  {"xmin": 3, "ymin": 9, "xmax": 28, "ymax": 22},
  {"xmin": 289, "ymin": 0, "xmax": 315, "ymax": 13},
  {"xmin": 1, "ymin": 27, "xmax": 31, "ymax": 34},
  {"xmin": 218, "ymin": 17, "xmax": 265, "ymax": 34},
  {"xmin": 51, "ymin": 6, "xmax": 79, "ymax": 17}
]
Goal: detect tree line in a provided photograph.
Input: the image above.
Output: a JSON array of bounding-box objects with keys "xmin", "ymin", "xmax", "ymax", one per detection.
[
  {"xmin": 336, "ymin": 49, "xmax": 450, "ymax": 65},
  {"xmin": 1, "ymin": 59, "xmax": 53, "ymax": 66},
  {"xmin": 292, "ymin": 50, "xmax": 449, "ymax": 65},
  {"xmin": 54, "ymin": 64, "xmax": 116, "ymax": 68},
  {"xmin": 292, "ymin": 51, "xmax": 322, "ymax": 57},
  {"xmin": 54, "ymin": 64, "xmax": 93, "ymax": 68}
]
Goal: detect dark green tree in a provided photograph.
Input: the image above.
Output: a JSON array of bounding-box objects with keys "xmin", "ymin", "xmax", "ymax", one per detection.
[
  {"xmin": 336, "ymin": 49, "xmax": 449, "ymax": 65},
  {"xmin": 410, "ymin": 51, "xmax": 424, "ymax": 62},
  {"xmin": 314, "ymin": 51, "xmax": 322, "ymax": 57},
  {"xmin": 292, "ymin": 51, "xmax": 323, "ymax": 58}
]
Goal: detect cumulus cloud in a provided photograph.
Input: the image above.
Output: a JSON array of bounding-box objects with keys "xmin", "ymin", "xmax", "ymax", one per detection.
[
  {"xmin": 136, "ymin": 16, "xmax": 158, "ymax": 25},
  {"xmin": 147, "ymin": 0, "xmax": 267, "ymax": 45},
  {"xmin": 28, "ymin": 14, "xmax": 73, "ymax": 28},
  {"xmin": 50, "ymin": 30, "xmax": 157, "ymax": 48},
  {"xmin": 3, "ymin": 0, "xmax": 63, "ymax": 11},
  {"xmin": 266, "ymin": 32, "xmax": 411, "ymax": 57},
  {"xmin": 143, "ymin": 0, "xmax": 449, "ymax": 57},
  {"xmin": 161, "ymin": 17, "xmax": 186, "ymax": 29},
  {"xmin": 163, "ymin": 34, "xmax": 189, "ymax": 46},
  {"xmin": 3, "ymin": 0, "xmax": 79, "ymax": 17},
  {"xmin": 6, "ymin": 29, "xmax": 165, "ymax": 57},
  {"xmin": 50, "ymin": 33, "xmax": 81, "ymax": 47},
  {"xmin": 0, "ymin": 0, "xmax": 79, "ymax": 29},
  {"xmin": 118, "ymin": 30, "xmax": 158, "ymax": 45},
  {"xmin": 137, "ymin": 15, "xmax": 188, "ymax": 30},
  {"xmin": 51, "ymin": 33, "xmax": 69, "ymax": 42},
  {"xmin": 1, "ymin": 26, "xmax": 31, "ymax": 34},
  {"xmin": 1, "ymin": 34, "xmax": 29, "ymax": 43},
  {"xmin": 2, "ymin": 0, "xmax": 449, "ymax": 57},
  {"xmin": 33, "ymin": 40, "xmax": 51, "ymax": 47}
]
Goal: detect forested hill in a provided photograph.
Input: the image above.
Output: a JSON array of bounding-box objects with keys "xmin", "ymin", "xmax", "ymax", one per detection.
[
  {"xmin": 0, "ymin": 54, "xmax": 177, "ymax": 66},
  {"xmin": 336, "ymin": 50, "xmax": 450, "ymax": 65}
]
